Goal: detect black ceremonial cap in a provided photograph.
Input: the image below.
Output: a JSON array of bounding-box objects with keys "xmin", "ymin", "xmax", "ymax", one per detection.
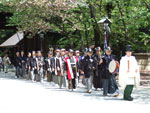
[{"xmin": 126, "ymin": 45, "xmax": 132, "ymax": 52}]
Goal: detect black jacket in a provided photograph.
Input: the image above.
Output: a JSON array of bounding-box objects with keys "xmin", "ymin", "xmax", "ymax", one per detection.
[
  {"xmin": 30, "ymin": 56, "xmax": 37, "ymax": 69},
  {"xmin": 45, "ymin": 57, "xmax": 55, "ymax": 72},
  {"xmin": 93, "ymin": 54, "xmax": 103, "ymax": 77},
  {"xmin": 20, "ymin": 55, "xmax": 27, "ymax": 66},
  {"xmin": 79, "ymin": 55, "xmax": 86, "ymax": 71},
  {"xmin": 101, "ymin": 54, "xmax": 115, "ymax": 79},
  {"xmin": 82, "ymin": 55, "xmax": 96, "ymax": 78},
  {"xmin": 15, "ymin": 56, "xmax": 22, "ymax": 68},
  {"xmin": 26, "ymin": 57, "xmax": 35, "ymax": 70}
]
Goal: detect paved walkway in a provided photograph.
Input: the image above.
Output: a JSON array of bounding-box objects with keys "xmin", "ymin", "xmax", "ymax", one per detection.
[{"xmin": 0, "ymin": 72, "xmax": 150, "ymax": 113}]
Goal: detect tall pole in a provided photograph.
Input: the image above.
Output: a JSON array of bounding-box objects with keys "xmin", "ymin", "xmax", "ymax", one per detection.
[
  {"xmin": 98, "ymin": 18, "xmax": 111, "ymax": 50},
  {"xmin": 104, "ymin": 23, "xmax": 108, "ymax": 50}
]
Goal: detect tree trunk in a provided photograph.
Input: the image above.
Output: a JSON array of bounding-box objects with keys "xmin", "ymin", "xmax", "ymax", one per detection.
[
  {"xmin": 79, "ymin": 30, "xmax": 84, "ymax": 50},
  {"xmin": 116, "ymin": 1, "xmax": 128, "ymax": 40},
  {"xmin": 88, "ymin": 0, "xmax": 101, "ymax": 47},
  {"xmin": 84, "ymin": 23, "xmax": 89, "ymax": 47},
  {"xmin": 143, "ymin": 0, "xmax": 150, "ymax": 10}
]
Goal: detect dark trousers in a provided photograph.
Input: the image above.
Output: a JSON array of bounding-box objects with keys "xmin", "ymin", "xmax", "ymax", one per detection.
[
  {"xmin": 26, "ymin": 70, "xmax": 31, "ymax": 80},
  {"xmin": 85, "ymin": 72, "xmax": 94, "ymax": 91},
  {"xmin": 102, "ymin": 79, "xmax": 109, "ymax": 95},
  {"xmin": 0, "ymin": 64, "xmax": 2, "ymax": 72},
  {"xmin": 124, "ymin": 85, "xmax": 134, "ymax": 100},
  {"xmin": 68, "ymin": 67, "xmax": 76, "ymax": 89},
  {"xmin": 68, "ymin": 78, "xmax": 76, "ymax": 89},
  {"xmin": 102, "ymin": 75, "xmax": 118, "ymax": 95},
  {"xmin": 109, "ymin": 75, "xmax": 119, "ymax": 93},
  {"xmin": 16, "ymin": 66, "xmax": 21, "ymax": 78},
  {"xmin": 47, "ymin": 71, "xmax": 53, "ymax": 82},
  {"xmin": 21, "ymin": 65, "xmax": 26, "ymax": 78},
  {"xmin": 93, "ymin": 75, "xmax": 102, "ymax": 89}
]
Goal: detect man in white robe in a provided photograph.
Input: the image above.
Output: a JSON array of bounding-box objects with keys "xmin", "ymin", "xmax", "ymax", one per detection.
[{"xmin": 119, "ymin": 45, "xmax": 140, "ymax": 101}]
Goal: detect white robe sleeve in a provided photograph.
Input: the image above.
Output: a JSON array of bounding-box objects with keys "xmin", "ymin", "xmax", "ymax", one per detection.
[
  {"xmin": 119, "ymin": 57, "xmax": 127, "ymax": 88},
  {"xmin": 133, "ymin": 57, "xmax": 140, "ymax": 88}
]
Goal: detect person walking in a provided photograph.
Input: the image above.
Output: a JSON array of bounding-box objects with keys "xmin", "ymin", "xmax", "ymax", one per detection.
[
  {"xmin": 64, "ymin": 49, "xmax": 78, "ymax": 91},
  {"xmin": 20, "ymin": 51, "xmax": 27, "ymax": 78},
  {"xmin": 119, "ymin": 45, "xmax": 140, "ymax": 101},
  {"xmin": 15, "ymin": 52, "xmax": 22, "ymax": 78},
  {"xmin": 101, "ymin": 47, "xmax": 119, "ymax": 96},
  {"xmin": 0, "ymin": 55, "xmax": 3, "ymax": 72},
  {"xmin": 3, "ymin": 54, "xmax": 11, "ymax": 73},
  {"xmin": 81, "ymin": 48, "xmax": 96, "ymax": 93},
  {"xmin": 45, "ymin": 51, "xmax": 55, "ymax": 82},
  {"xmin": 93, "ymin": 47, "xmax": 103, "ymax": 90}
]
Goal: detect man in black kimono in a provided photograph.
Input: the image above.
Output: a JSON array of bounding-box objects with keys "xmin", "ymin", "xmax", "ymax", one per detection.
[
  {"xmin": 59, "ymin": 48, "xmax": 67, "ymax": 88},
  {"xmin": 93, "ymin": 47, "xmax": 103, "ymax": 90},
  {"xmin": 54, "ymin": 49, "xmax": 61, "ymax": 87},
  {"xmin": 36, "ymin": 51, "xmax": 45, "ymax": 82},
  {"xmin": 15, "ymin": 52, "xmax": 22, "ymax": 78},
  {"xmin": 20, "ymin": 51, "xmax": 27, "ymax": 78},
  {"xmin": 45, "ymin": 51, "xmax": 55, "ymax": 82},
  {"xmin": 102, "ymin": 47, "xmax": 119, "ymax": 96},
  {"xmin": 30, "ymin": 51, "xmax": 37, "ymax": 82},
  {"xmin": 75, "ymin": 50, "xmax": 81, "ymax": 87},
  {"xmin": 81, "ymin": 48, "xmax": 96, "ymax": 93},
  {"xmin": 26, "ymin": 52, "xmax": 33, "ymax": 80},
  {"xmin": 79, "ymin": 48, "xmax": 88, "ymax": 86}
]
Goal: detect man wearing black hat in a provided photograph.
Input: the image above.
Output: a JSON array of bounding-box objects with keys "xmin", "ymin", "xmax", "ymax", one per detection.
[
  {"xmin": 93, "ymin": 47, "xmax": 103, "ymax": 90},
  {"xmin": 101, "ymin": 47, "xmax": 119, "ymax": 96},
  {"xmin": 81, "ymin": 48, "xmax": 96, "ymax": 93},
  {"xmin": 119, "ymin": 45, "xmax": 140, "ymax": 101},
  {"xmin": 79, "ymin": 48, "xmax": 88, "ymax": 86},
  {"xmin": 45, "ymin": 51, "xmax": 55, "ymax": 82},
  {"xmin": 64, "ymin": 49, "xmax": 78, "ymax": 91}
]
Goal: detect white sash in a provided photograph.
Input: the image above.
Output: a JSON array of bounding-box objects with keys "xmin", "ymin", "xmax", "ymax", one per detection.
[
  {"xmin": 59, "ymin": 57, "xmax": 64, "ymax": 76},
  {"xmin": 48, "ymin": 58, "xmax": 52, "ymax": 72},
  {"xmin": 67, "ymin": 56, "xmax": 77, "ymax": 79},
  {"xmin": 67, "ymin": 58, "xmax": 74, "ymax": 79},
  {"xmin": 54, "ymin": 57, "xmax": 57, "ymax": 75}
]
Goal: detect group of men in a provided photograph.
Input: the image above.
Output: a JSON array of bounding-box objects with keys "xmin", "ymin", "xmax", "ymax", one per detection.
[{"xmin": 14, "ymin": 45, "xmax": 140, "ymax": 101}]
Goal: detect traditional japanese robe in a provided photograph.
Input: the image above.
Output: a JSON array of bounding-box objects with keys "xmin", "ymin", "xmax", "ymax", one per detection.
[
  {"xmin": 119, "ymin": 55, "xmax": 140, "ymax": 88},
  {"xmin": 93, "ymin": 54, "xmax": 103, "ymax": 89},
  {"xmin": 64, "ymin": 56, "xmax": 78, "ymax": 80}
]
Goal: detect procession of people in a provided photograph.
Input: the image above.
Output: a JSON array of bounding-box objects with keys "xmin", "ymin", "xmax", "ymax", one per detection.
[{"xmin": 1, "ymin": 45, "xmax": 140, "ymax": 101}]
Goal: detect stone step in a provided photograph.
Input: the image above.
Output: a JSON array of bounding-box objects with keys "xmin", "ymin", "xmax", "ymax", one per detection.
[
  {"xmin": 140, "ymin": 75, "xmax": 150, "ymax": 80},
  {"xmin": 140, "ymin": 80, "xmax": 150, "ymax": 86},
  {"xmin": 140, "ymin": 70, "xmax": 150, "ymax": 76},
  {"xmin": 116, "ymin": 78, "xmax": 150, "ymax": 86}
]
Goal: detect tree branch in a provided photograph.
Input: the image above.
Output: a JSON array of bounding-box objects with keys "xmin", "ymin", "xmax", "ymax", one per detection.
[
  {"xmin": 143, "ymin": 0, "xmax": 150, "ymax": 10},
  {"xmin": 116, "ymin": 1, "xmax": 128, "ymax": 40}
]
